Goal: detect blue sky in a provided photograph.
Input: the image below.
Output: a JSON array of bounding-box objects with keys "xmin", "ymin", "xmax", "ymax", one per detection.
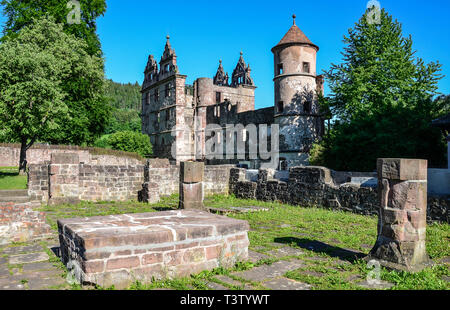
[{"xmin": 1, "ymin": 0, "xmax": 449, "ymax": 109}]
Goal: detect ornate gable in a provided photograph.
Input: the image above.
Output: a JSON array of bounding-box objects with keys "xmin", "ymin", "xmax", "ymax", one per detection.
[
  {"xmin": 231, "ymin": 52, "xmax": 254, "ymax": 87},
  {"xmin": 143, "ymin": 55, "xmax": 158, "ymax": 86},
  {"xmin": 213, "ymin": 60, "xmax": 229, "ymax": 86}
]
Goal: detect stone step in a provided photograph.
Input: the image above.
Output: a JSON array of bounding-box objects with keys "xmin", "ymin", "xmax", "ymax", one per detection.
[
  {"xmin": 0, "ymin": 196, "xmax": 31, "ymax": 203},
  {"xmin": 0, "ymin": 190, "xmax": 29, "ymax": 197}
]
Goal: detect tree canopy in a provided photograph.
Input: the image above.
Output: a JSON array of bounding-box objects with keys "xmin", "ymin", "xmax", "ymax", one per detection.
[
  {"xmin": 311, "ymin": 8, "xmax": 448, "ymax": 171},
  {"xmin": 1, "ymin": 0, "xmax": 107, "ymax": 56},
  {"xmin": 0, "ymin": 16, "xmax": 105, "ymax": 171}
]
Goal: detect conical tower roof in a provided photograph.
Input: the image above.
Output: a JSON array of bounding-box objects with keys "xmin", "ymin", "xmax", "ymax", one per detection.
[{"xmin": 272, "ymin": 15, "xmax": 319, "ymax": 52}]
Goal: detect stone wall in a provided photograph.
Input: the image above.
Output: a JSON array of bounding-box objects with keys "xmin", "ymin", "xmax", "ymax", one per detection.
[
  {"xmin": 141, "ymin": 159, "xmax": 233, "ymax": 203},
  {"xmin": 29, "ymin": 155, "xmax": 232, "ymax": 205},
  {"xmin": 28, "ymin": 153, "xmax": 145, "ymax": 204},
  {"xmin": 0, "ymin": 201, "xmax": 51, "ymax": 245},
  {"xmin": 58, "ymin": 210, "xmax": 249, "ymax": 289},
  {"xmin": 0, "ymin": 144, "xmax": 144, "ymax": 167},
  {"xmin": 229, "ymin": 166, "xmax": 449, "ymax": 223}
]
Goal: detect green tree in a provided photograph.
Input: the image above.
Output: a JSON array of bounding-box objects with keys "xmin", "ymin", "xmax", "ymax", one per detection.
[
  {"xmin": 1, "ymin": 0, "xmax": 107, "ymax": 56},
  {"xmin": 1, "ymin": 0, "xmax": 110, "ymax": 146},
  {"xmin": 311, "ymin": 8, "xmax": 447, "ymax": 171},
  {"xmin": 0, "ymin": 16, "xmax": 105, "ymax": 172},
  {"xmin": 94, "ymin": 131, "xmax": 152, "ymax": 157}
]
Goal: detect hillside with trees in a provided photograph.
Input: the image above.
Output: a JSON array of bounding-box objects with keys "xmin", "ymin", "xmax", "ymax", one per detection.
[{"xmin": 103, "ymin": 79, "xmax": 142, "ymax": 134}]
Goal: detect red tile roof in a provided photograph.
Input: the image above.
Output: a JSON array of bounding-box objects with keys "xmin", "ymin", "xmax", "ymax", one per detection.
[{"xmin": 272, "ymin": 24, "xmax": 319, "ymax": 52}]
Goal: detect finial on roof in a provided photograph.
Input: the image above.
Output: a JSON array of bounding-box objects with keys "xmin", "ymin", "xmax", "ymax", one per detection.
[
  {"xmin": 166, "ymin": 35, "xmax": 170, "ymax": 40},
  {"xmin": 240, "ymin": 51, "xmax": 243, "ymax": 56},
  {"xmin": 292, "ymin": 14, "xmax": 296, "ymax": 25},
  {"xmin": 219, "ymin": 59, "xmax": 222, "ymax": 64}
]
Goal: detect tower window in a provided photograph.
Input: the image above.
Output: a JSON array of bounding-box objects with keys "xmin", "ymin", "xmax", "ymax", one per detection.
[
  {"xmin": 277, "ymin": 101, "xmax": 284, "ymax": 113},
  {"xmin": 303, "ymin": 62, "xmax": 310, "ymax": 73},
  {"xmin": 146, "ymin": 92, "xmax": 150, "ymax": 105},
  {"xmin": 304, "ymin": 101, "xmax": 312, "ymax": 113},
  {"xmin": 165, "ymin": 64, "xmax": 170, "ymax": 73},
  {"xmin": 155, "ymin": 89, "xmax": 159, "ymax": 102},
  {"xmin": 216, "ymin": 92, "xmax": 222, "ymax": 104},
  {"xmin": 277, "ymin": 64, "xmax": 284, "ymax": 75}
]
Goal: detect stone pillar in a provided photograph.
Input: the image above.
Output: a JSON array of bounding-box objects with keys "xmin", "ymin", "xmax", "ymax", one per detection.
[
  {"xmin": 179, "ymin": 161, "xmax": 204, "ymax": 210},
  {"xmin": 48, "ymin": 153, "xmax": 80, "ymax": 205},
  {"xmin": 367, "ymin": 158, "xmax": 432, "ymax": 272}
]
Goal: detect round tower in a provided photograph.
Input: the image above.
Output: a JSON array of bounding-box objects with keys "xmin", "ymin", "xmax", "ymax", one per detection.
[{"xmin": 272, "ymin": 15, "xmax": 324, "ymax": 168}]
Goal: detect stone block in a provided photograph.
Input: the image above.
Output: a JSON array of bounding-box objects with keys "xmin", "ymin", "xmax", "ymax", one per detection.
[
  {"xmin": 180, "ymin": 182, "xmax": 204, "ymax": 210},
  {"xmin": 51, "ymin": 153, "xmax": 80, "ymax": 165},
  {"xmin": 377, "ymin": 158, "xmax": 427, "ymax": 181},
  {"xmin": 58, "ymin": 210, "xmax": 249, "ymax": 288},
  {"xmin": 368, "ymin": 158, "xmax": 432, "ymax": 272},
  {"xmin": 180, "ymin": 161, "xmax": 204, "ymax": 183}
]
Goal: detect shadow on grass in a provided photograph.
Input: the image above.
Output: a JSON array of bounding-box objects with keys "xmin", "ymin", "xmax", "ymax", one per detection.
[
  {"xmin": 153, "ymin": 206, "xmax": 178, "ymax": 212},
  {"xmin": 274, "ymin": 236, "xmax": 366, "ymax": 263},
  {"xmin": 0, "ymin": 171, "xmax": 20, "ymax": 179}
]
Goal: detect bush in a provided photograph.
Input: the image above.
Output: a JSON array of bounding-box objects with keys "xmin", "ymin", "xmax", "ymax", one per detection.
[{"xmin": 94, "ymin": 131, "xmax": 152, "ymax": 157}]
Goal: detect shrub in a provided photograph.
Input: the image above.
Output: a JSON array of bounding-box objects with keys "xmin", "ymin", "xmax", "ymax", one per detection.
[{"xmin": 95, "ymin": 131, "xmax": 152, "ymax": 158}]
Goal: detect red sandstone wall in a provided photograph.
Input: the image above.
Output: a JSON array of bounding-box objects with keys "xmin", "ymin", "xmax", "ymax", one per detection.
[
  {"xmin": 0, "ymin": 145, "xmax": 144, "ymax": 167},
  {"xmin": 0, "ymin": 201, "xmax": 51, "ymax": 245}
]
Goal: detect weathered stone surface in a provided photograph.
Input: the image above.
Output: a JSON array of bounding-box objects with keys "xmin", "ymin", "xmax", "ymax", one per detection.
[
  {"xmin": 179, "ymin": 161, "xmax": 205, "ymax": 210},
  {"xmin": 1, "ymin": 244, "xmax": 44, "ymax": 255},
  {"xmin": 0, "ymin": 201, "xmax": 51, "ymax": 245},
  {"xmin": 180, "ymin": 183, "xmax": 204, "ymax": 210},
  {"xmin": 267, "ymin": 247, "xmax": 304, "ymax": 258},
  {"xmin": 9, "ymin": 252, "xmax": 49, "ymax": 265},
  {"xmin": 368, "ymin": 158, "xmax": 432, "ymax": 272},
  {"xmin": 232, "ymin": 260, "xmax": 303, "ymax": 282},
  {"xmin": 180, "ymin": 161, "xmax": 204, "ymax": 183},
  {"xmin": 214, "ymin": 275, "xmax": 243, "ymax": 287},
  {"xmin": 263, "ymin": 278, "xmax": 312, "ymax": 290},
  {"xmin": 22, "ymin": 262, "xmax": 55, "ymax": 272},
  {"xmin": 58, "ymin": 210, "xmax": 249, "ymax": 289},
  {"xmin": 206, "ymin": 281, "xmax": 228, "ymax": 290},
  {"xmin": 247, "ymin": 250, "xmax": 270, "ymax": 263},
  {"xmin": 377, "ymin": 158, "xmax": 427, "ymax": 181}
]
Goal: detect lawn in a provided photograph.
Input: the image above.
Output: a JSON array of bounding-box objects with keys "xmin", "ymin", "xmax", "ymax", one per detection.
[
  {"xmin": 37, "ymin": 194, "xmax": 450, "ymax": 290},
  {"xmin": 0, "ymin": 167, "xmax": 27, "ymax": 190}
]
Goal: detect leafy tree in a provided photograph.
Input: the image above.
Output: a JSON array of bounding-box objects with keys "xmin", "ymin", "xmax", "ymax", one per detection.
[
  {"xmin": 1, "ymin": 0, "xmax": 110, "ymax": 146},
  {"xmin": 94, "ymin": 131, "xmax": 152, "ymax": 157},
  {"xmin": 0, "ymin": 16, "xmax": 105, "ymax": 172},
  {"xmin": 311, "ymin": 8, "xmax": 447, "ymax": 171},
  {"xmin": 1, "ymin": 0, "xmax": 107, "ymax": 56}
]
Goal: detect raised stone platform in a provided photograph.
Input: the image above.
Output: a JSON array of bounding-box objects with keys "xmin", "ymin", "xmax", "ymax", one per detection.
[{"xmin": 57, "ymin": 210, "xmax": 249, "ymax": 288}]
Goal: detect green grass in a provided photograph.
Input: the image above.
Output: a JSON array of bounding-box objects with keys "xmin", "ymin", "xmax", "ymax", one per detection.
[
  {"xmin": 36, "ymin": 194, "xmax": 449, "ymax": 290},
  {"xmin": 39, "ymin": 194, "xmax": 179, "ymax": 230},
  {"xmin": 0, "ymin": 166, "xmax": 27, "ymax": 190}
]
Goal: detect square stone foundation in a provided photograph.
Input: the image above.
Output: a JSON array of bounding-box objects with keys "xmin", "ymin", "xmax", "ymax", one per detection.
[{"xmin": 57, "ymin": 210, "xmax": 249, "ymax": 288}]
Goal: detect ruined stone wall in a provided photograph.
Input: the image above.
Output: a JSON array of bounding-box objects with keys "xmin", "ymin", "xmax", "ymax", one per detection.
[
  {"xmin": 141, "ymin": 159, "xmax": 233, "ymax": 202},
  {"xmin": 229, "ymin": 166, "xmax": 449, "ymax": 223},
  {"xmin": 0, "ymin": 201, "xmax": 50, "ymax": 245},
  {"xmin": 0, "ymin": 145, "xmax": 144, "ymax": 167},
  {"xmin": 28, "ymin": 154, "xmax": 145, "ymax": 204}
]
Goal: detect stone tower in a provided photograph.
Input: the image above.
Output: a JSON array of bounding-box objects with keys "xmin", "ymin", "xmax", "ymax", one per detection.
[{"xmin": 272, "ymin": 15, "xmax": 325, "ymax": 167}]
